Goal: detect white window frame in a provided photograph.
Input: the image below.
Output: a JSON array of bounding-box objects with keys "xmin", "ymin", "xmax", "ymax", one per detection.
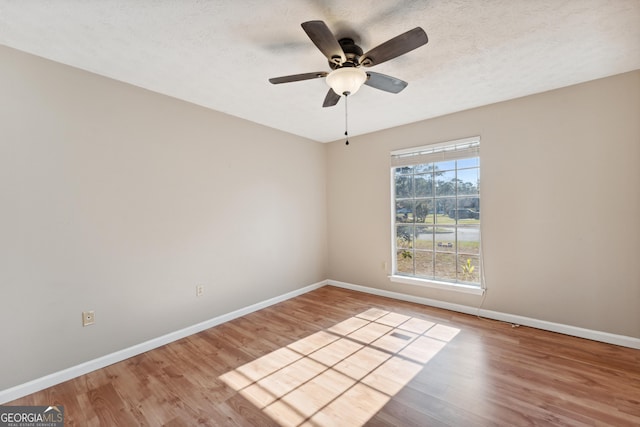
[{"xmin": 389, "ymin": 136, "xmax": 484, "ymax": 295}]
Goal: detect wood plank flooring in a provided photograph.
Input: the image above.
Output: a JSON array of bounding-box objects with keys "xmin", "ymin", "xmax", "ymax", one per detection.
[{"xmin": 7, "ymin": 285, "xmax": 640, "ymax": 426}]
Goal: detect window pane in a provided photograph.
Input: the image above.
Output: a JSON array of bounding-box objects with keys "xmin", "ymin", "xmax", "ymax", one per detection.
[
  {"xmin": 457, "ymin": 197, "xmax": 480, "ymax": 223},
  {"xmin": 458, "ymin": 196, "xmax": 479, "ymax": 210},
  {"xmin": 438, "ymin": 199, "xmax": 457, "ymax": 224},
  {"xmin": 414, "ymin": 163, "xmax": 433, "ymax": 174},
  {"xmin": 435, "ymin": 227, "xmax": 456, "ymax": 252},
  {"xmin": 458, "ymin": 255, "xmax": 480, "ymax": 284},
  {"xmin": 414, "ymin": 173, "xmax": 433, "ymax": 197},
  {"xmin": 396, "ymin": 250, "xmax": 414, "ymax": 275},
  {"xmin": 435, "ymin": 253, "xmax": 457, "ymax": 281},
  {"xmin": 395, "ymin": 175, "xmax": 413, "ymax": 198},
  {"xmin": 414, "ymin": 250, "xmax": 433, "ymax": 277},
  {"xmin": 435, "ymin": 170, "xmax": 456, "ymax": 196},
  {"xmin": 436, "ymin": 160, "xmax": 456, "ymax": 171},
  {"xmin": 457, "ymin": 157, "xmax": 479, "ymax": 169},
  {"xmin": 394, "ymin": 166, "xmax": 414, "ymax": 176},
  {"xmin": 415, "ymin": 199, "xmax": 431, "ymax": 223},
  {"xmin": 396, "ymin": 225, "xmax": 414, "ymax": 249},
  {"xmin": 457, "ymin": 168, "xmax": 479, "ymax": 195},
  {"xmin": 415, "ymin": 225, "xmax": 433, "ymax": 249},
  {"xmin": 395, "ymin": 200, "xmax": 414, "ymax": 223},
  {"xmin": 420, "ymin": 200, "xmax": 436, "ymax": 224},
  {"xmin": 458, "ymin": 225, "xmax": 480, "ymax": 255}
]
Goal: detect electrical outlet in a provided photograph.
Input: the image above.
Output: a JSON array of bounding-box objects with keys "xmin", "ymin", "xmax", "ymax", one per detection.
[
  {"xmin": 196, "ymin": 285, "xmax": 204, "ymax": 297},
  {"xmin": 82, "ymin": 310, "xmax": 95, "ymax": 327}
]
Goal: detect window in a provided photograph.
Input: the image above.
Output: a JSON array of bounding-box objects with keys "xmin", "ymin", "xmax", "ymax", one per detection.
[{"xmin": 391, "ymin": 137, "xmax": 481, "ymax": 290}]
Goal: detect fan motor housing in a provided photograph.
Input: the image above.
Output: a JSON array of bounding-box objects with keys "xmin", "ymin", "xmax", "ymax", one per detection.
[{"xmin": 329, "ymin": 38, "xmax": 363, "ymax": 69}]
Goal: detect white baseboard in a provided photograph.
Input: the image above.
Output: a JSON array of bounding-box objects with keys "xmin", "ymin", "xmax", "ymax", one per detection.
[
  {"xmin": 3, "ymin": 278, "xmax": 638, "ymax": 404},
  {"xmin": 0, "ymin": 280, "xmax": 327, "ymax": 404},
  {"xmin": 327, "ymin": 279, "xmax": 640, "ymax": 350}
]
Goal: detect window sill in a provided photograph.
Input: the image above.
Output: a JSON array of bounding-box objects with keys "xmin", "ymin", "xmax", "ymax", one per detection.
[{"xmin": 389, "ymin": 275, "xmax": 485, "ymax": 295}]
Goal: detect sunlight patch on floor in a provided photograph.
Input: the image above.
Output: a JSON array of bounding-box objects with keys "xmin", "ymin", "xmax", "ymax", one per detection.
[{"xmin": 219, "ymin": 308, "xmax": 460, "ymax": 427}]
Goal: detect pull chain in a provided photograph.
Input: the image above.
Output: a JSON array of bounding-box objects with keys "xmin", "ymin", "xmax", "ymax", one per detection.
[{"xmin": 344, "ymin": 94, "xmax": 349, "ymax": 146}]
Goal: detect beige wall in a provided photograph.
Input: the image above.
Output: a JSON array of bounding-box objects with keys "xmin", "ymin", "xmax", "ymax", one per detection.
[
  {"xmin": 0, "ymin": 45, "xmax": 328, "ymax": 390},
  {"xmin": 327, "ymin": 70, "xmax": 640, "ymax": 339}
]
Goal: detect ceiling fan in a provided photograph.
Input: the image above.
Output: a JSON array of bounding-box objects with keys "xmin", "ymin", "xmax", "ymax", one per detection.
[{"xmin": 269, "ymin": 20, "xmax": 428, "ymax": 107}]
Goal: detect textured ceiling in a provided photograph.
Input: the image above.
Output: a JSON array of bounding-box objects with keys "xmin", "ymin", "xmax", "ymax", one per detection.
[{"xmin": 1, "ymin": 0, "xmax": 639, "ymax": 142}]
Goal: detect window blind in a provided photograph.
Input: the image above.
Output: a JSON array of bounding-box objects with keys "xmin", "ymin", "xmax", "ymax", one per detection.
[{"xmin": 390, "ymin": 136, "xmax": 480, "ymax": 167}]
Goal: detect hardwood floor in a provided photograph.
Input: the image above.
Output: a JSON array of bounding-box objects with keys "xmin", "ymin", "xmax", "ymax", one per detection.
[{"xmin": 8, "ymin": 286, "xmax": 640, "ymax": 426}]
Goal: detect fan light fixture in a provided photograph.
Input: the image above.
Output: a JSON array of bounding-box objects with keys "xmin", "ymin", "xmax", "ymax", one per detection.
[{"xmin": 326, "ymin": 67, "xmax": 367, "ymax": 96}]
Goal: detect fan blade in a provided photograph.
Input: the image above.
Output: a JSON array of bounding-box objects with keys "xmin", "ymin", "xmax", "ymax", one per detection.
[
  {"xmin": 365, "ymin": 71, "xmax": 408, "ymax": 93},
  {"xmin": 322, "ymin": 89, "xmax": 340, "ymax": 107},
  {"xmin": 360, "ymin": 27, "xmax": 428, "ymax": 67},
  {"xmin": 301, "ymin": 20, "xmax": 346, "ymax": 65},
  {"xmin": 269, "ymin": 71, "xmax": 328, "ymax": 84}
]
